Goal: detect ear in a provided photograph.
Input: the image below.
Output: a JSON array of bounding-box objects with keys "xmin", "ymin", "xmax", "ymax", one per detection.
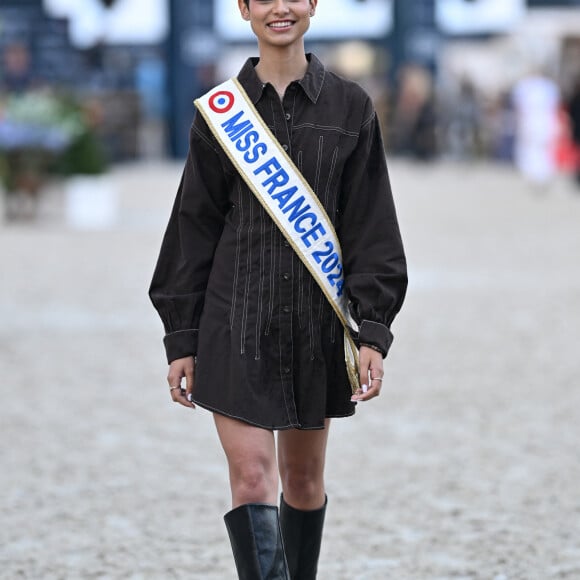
[
  {"xmin": 309, "ymin": 1, "xmax": 318, "ymax": 17},
  {"xmin": 238, "ymin": 0, "xmax": 250, "ymax": 21}
]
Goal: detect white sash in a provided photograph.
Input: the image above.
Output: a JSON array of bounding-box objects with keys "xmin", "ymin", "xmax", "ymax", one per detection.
[{"xmin": 195, "ymin": 78, "xmax": 360, "ymax": 393}]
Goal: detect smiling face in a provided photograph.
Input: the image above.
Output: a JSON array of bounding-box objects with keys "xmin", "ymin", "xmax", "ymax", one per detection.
[{"xmin": 239, "ymin": 0, "xmax": 317, "ymax": 50}]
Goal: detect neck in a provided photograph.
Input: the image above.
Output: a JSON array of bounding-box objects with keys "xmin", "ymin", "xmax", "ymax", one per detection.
[{"xmin": 255, "ymin": 44, "xmax": 308, "ymax": 98}]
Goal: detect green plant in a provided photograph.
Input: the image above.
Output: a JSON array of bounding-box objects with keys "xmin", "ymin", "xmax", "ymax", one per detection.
[{"xmin": 0, "ymin": 89, "xmax": 107, "ymax": 192}]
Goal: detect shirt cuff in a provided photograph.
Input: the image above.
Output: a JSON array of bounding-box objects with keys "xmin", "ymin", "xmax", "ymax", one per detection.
[
  {"xmin": 357, "ymin": 320, "xmax": 393, "ymax": 358},
  {"xmin": 163, "ymin": 329, "xmax": 199, "ymax": 364}
]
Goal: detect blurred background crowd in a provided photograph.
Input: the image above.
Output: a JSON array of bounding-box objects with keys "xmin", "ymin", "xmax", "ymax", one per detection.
[{"xmin": 1, "ymin": 0, "xmax": 580, "ymax": 221}]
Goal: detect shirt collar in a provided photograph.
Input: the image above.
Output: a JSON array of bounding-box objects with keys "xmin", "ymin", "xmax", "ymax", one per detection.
[{"xmin": 237, "ymin": 53, "xmax": 325, "ymax": 104}]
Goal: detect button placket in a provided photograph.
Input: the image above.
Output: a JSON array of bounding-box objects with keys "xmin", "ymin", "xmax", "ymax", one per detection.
[
  {"xmin": 279, "ymin": 234, "xmax": 294, "ymax": 362},
  {"xmin": 280, "ymin": 90, "xmax": 293, "ymax": 155},
  {"xmin": 273, "ymin": 89, "xmax": 298, "ymax": 425},
  {"xmin": 279, "ymin": 244, "xmax": 297, "ymax": 423}
]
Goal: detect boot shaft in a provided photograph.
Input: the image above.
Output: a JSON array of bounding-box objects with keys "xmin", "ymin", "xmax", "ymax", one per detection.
[
  {"xmin": 224, "ymin": 503, "xmax": 290, "ymax": 580},
  {"xmin": 279, "ymin": 495, "xmax": 327, "ymax": 580}
]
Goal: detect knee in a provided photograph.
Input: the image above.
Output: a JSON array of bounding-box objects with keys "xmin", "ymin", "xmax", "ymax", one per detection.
[
  {"xmin": 280, "ymin": 461, "xmax": 324, "ymax": 509},
  {"xmin": 230, "ymin": 459, "xmax": 277, "ymax": 505}
]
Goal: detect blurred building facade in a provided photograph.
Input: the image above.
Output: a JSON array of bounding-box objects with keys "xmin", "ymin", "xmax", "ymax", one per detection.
[
  {"xmin": 1, "ymin": 0, "xmax": 580, "ymax": 165},
  {"xmin": 0, "ymin": 0, "xmax": 167, "ymax": 163}
]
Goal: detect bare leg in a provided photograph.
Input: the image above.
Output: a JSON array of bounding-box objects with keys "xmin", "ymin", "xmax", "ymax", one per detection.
[
  {"xmin": 278, "ymin": 420, "xmax": 331, "ymax": 579},
  {"xmin": 277, "ymin": 419, "xmax": 330, "ymax": 510},
  {"xmin": 216, "ymin": 414, "xmax": 290, "ymax": 578},
  {"xmin": 214, "ymin": 413, "xmax": 279, "ymax": 508}
]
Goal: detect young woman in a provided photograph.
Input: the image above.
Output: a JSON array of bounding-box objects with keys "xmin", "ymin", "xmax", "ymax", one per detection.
[{"xmin": 149, "ymin": 1, "xmax": 407, "ymax": 577}]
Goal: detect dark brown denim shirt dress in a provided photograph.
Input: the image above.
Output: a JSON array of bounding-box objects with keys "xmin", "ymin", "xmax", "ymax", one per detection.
[{"xmin": 150, "ymin": 54, "xmax": 407, "ymax": 430}]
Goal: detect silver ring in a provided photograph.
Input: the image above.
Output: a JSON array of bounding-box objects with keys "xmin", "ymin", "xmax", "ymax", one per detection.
[
  {"xmin": 169, "ymin": 385, "xmax": 181, "ymax": 391},
  {"xmin": 371, "ymin": 377, "xmax": 383, "ymax": 382}
]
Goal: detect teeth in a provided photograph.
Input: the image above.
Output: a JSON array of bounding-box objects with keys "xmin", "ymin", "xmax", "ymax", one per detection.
[{"xmin": 270, "ymin": 21, "xmax": 292, "ymax": 28}]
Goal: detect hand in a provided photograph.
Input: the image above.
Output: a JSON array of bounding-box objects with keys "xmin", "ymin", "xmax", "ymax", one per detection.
[
  {"xmin": 167, "ymin": 356, "xmax": 196, "ymax": 409},
  {"xmin": 351, "ymin": 346, "xmax": 384, "ymax": 403}
]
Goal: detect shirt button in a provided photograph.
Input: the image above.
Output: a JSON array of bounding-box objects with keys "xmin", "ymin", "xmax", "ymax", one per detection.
[
  {"xmin": 282, "ymin": 144, "xmax": 289, "ymax": 151},
  {"xmin": 283, "ymin": 367, "xmax": 291, "ymax": 374},
  {"xmin": 282, "ymin": 273, "xmax": 291, "ymax": 281},
  {"xmin": 285, "ymin": 113, "xmax": 291, "ymax": 121},
  {"xmin": 282, "ymin": 305, "xmax": 291, "ymax": 313}
]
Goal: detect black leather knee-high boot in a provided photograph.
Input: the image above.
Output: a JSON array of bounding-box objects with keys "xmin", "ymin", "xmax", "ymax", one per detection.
[
  {"xmin": 224, "ymin": 503, "xmax": 290, "ymax": 580},
  {"xmin": 279, "ymin": 495, "xmax": 327, "ymax": 580}
]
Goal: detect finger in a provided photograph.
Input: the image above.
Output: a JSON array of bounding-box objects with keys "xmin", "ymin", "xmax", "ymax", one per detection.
[
  {"xmin": 351, "ymin": 385, "xmax": 369, "ymax": 402},
  {"xmin": 366, "ymin": 368, "xmax": 384, "ymax": 395},
  {"xmin": 170, "ymin": 386, "xmax": 196, "ymax": 408},
  {"xmin": 176, "ymin": 391, "xmax": 196, "ymax": 408},
  {"xmin": 354, "ymin": 362, "xmax": 370, "ymax": 403},
  {"xmin": 367, "ymin": 377, "xmax": 383, "ymax": 398},
  {"xmin": 358, "ymin": 364, "xmax": 370, "ymax": 396},
  {"xmin": 167, "ymin": 370, "xmax": 181, "ymax": 388},
  {"xmin": 169, "ymin": 384, "xmax": 182, "ymax": 400},
  {"xmin": 185, "ymin": 362, "xmax": 195, "ymax": 400},
  {"xmin": 352, "ymin": 385, "xmax": 378, "ymax": 402},
  {"xmin": 351, "ymin": 374, "xmax": 383, "ymax": 402},
  {"xmin": 354, "ymin": 371, "xmax": 373, "ymax": 403},
  {"xmin": 358, "ymin": 365, "xmax": 369, "ymax": 391},
  {"xmin": 350, "ymin": 386, "xmax": 363, "ymax": 402}
]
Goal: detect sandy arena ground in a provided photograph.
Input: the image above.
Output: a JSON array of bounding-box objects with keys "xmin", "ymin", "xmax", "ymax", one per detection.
[{"xmin": 1, "ymin": 160, "xmax": 579, "ymax": 580}]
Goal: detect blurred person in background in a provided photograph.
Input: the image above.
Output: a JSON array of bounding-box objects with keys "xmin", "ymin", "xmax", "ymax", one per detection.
[
  {"xmin": 566, "ymin": 77, "xmax": 580, "ymax": 188},
  {"xmin": 0, "ymin": 43, "xmax": 33, "ymax": 94},
  {"xmin": 135, "ymin": 49, "xmax": 167, "ymax": 159},
  {"xmin": 444, "ymin": 77, "xmax": 483, "ymax": 161},
  {"xmin": 391, "ymin": 64, "xmax": 437, "ymax": 160},
  {"xmin": 149, "ymin": 0, "xmax": 407, "ymax": 578},
  {"xmin": 489, "ymin": 90, "xmax": 516, "ymax": 164},
  {"xmin": 512, "ymin": 69, "xmax": 561, "ymax": 188}
]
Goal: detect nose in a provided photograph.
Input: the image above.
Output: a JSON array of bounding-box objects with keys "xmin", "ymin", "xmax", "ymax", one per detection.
[{"xmin": 272, "ymin": 0, "xmax": 290, "ymax": 14}]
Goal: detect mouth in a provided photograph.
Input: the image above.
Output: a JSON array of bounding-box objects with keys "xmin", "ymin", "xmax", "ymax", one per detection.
[{"xmin": 268, "ymin": 20, "xmax": 295, "ymax": 31}]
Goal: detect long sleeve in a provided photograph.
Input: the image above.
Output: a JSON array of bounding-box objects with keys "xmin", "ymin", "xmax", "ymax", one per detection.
[
  {"xmin": 338, "ymin": 98, "xmax": 408, "ymax": 357},
  {"xmin": 149, "ymin": 114, "xmax": 230, "ymax": 363}
]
